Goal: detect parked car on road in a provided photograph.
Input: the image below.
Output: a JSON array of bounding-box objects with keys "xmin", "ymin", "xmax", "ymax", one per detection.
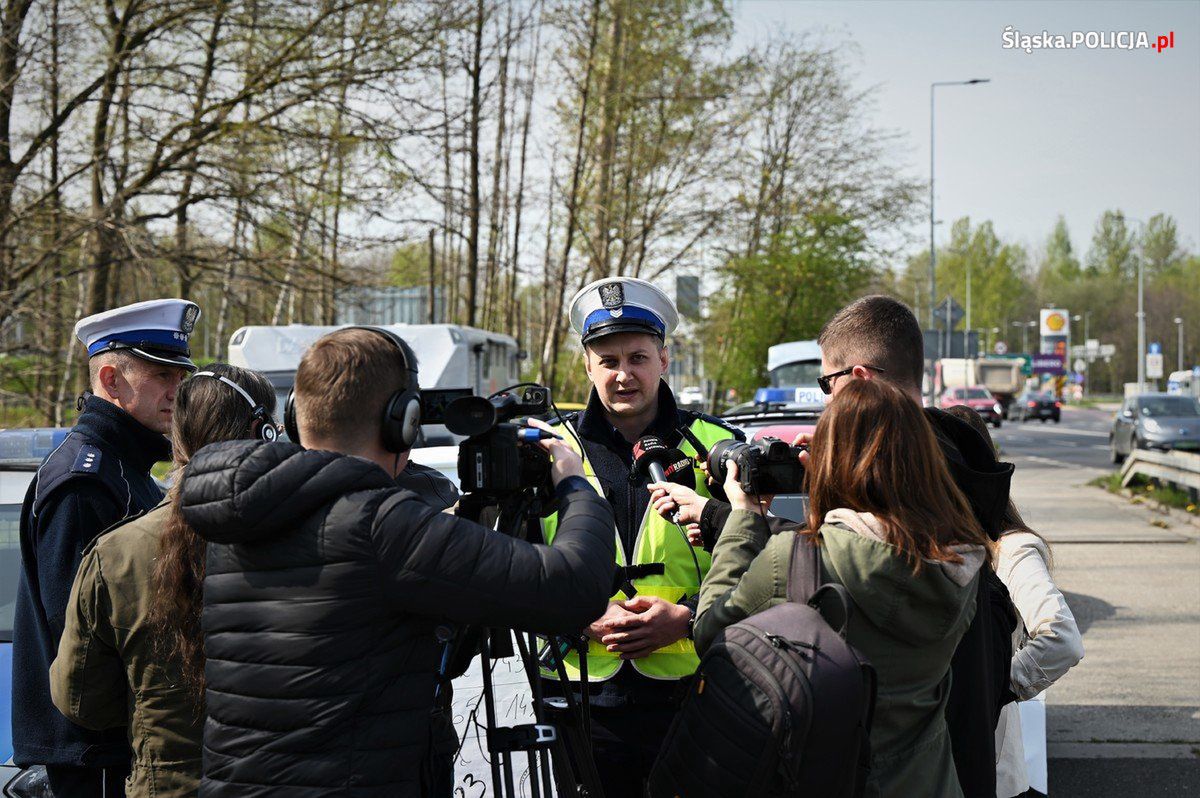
[
  {"xmin": 1109, "ymin": 393, "xmax": 1200, "ymax": 464},
  {"xmin": 940, "ymin": 385, "xmax": 1003, "ymax": 428},
  {"xmin": 676, "ymin": 385, "xmax": 705, "ymax": 410},
  {"xmin": 1014, "ymin": 390, "xmax": 1061, "ymax": 423}
]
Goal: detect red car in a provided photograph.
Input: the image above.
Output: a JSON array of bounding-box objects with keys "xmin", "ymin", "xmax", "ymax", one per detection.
[{"xmin": 940, "ymin": 385, "xmax": 1003, "ymax": 428}]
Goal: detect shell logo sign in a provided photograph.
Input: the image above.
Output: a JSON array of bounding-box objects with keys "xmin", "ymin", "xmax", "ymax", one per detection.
[{"xmin": 1040, "ymin": 309, "xmax": 1070, "ymax": 337}]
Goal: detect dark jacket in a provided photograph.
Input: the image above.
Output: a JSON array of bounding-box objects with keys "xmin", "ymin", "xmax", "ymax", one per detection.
[
  {"xmin": 543, "ymin": 385, "xmax": 743, "ymax": 707},
  {"xmin": 50, "ymin": 502, "xmax": 202, "ymax": 798},
  {"xmin": 925, "ymin": 407, "xmax": 1019, "ymax": 798},
  {"xmin": 12, "ymin": 395, "xmax": 169, "ymax": 768},
  {"xmin": 180, "ymin": 440, "xmax": 615, "ymax": 797}
]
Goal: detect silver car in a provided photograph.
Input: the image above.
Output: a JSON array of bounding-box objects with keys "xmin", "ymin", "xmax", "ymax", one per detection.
[{"xmin": 1109, "ymin": 393, "xmax": 1200, "ymax": 463}]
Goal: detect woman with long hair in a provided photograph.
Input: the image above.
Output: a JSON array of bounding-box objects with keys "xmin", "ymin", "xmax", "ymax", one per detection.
[
  {"xmin": 942, "ymin": 405, "xmax": 1083, "ymax": 798},
  {"xmin": 693, "ymin": 378, "xmax": 993, "ymax": 797},
  {"xmin": 50, "ymin": 364, "xmax": 277, "ymax": 797}
]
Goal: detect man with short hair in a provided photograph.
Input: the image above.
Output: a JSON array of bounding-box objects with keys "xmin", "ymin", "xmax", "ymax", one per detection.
[
  {"xmin": 13, "ymin": 299, "xmax": 199, "ymax": 797},
  {"xmin": 816, "ymin": 294, "xmax": 1018, "ymax": 798},
  {"xmin": 178, "ymin": 327, "xmax": 616, "ymax": 797},
  {"xmin": 533, "ymin": 278, "xmax": 743, "ymax": 798}
]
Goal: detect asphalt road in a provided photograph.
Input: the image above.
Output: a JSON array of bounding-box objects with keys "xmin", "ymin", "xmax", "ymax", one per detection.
[
  {"xmin": 1001, "ymin": 410, "xmax": 1200, "ymax": 797},
  {"xmin": 993, "ymin": 404, "xmax": 1117, "ymax": 471}
]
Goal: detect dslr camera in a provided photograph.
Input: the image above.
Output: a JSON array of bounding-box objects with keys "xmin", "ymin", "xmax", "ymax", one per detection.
[
  {"xmin": 422, "ymin": 386, "xmax": 555, "ymax": 496},
  {"xmin": 707, "ymin": 437, "xmax": 805, "ymax": 496}
]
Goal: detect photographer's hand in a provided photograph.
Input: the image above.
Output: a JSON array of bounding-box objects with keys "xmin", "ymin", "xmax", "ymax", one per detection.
[
  {"xmin": 602, "ymin": 595, "xmax": 692, "ymax": 659},
  {"xmin": 792, "ymin": 432, "xmax": 812, "ymax": 468},
  {"xmin": 724, "ymin": 461, "xmax": 773, "ymax": 513},
  {"xmin": 648, "ymin": 482, "xmax": 709, "ymax": 525},
  {"xmin": 526, "ymin": 418, "xmax": 585, "ymax": 483}
]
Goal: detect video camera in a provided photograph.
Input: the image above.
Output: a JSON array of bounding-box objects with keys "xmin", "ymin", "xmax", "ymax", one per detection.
[
  {"xmin": 421, "ymin": 385, "xmax": 556, "ymax": 497},
  {"xmin": 707, "ymin": 437, "xmax": 806, "ymax": 496}
]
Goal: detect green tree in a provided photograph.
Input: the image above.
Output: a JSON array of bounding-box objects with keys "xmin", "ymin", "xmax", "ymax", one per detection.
[
  {"xmin": 706, "ymin": 212, "xmax": 871, "ymax": 397},
  {"xmin": 1086, "ymin": 210, "xmax": 1137, "ymax": 278},
  {"xmin": 1140, "ymin": 213, "xmax": 1184, "ymax": 276},
  {"xmin": 1044, "ymin": 215, "xmax": 1080, "ymax": 280}
]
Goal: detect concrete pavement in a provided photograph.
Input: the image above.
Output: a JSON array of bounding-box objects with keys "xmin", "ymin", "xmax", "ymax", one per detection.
[{"xmin": 1004, "ymin": 415, "xmax": 1200, "ymax": 796}]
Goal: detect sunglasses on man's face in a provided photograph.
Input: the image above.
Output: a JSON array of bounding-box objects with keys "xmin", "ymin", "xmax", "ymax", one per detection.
[{"xmin": 817, "ymin": 365, "xmax": 886, "ymax": 395}]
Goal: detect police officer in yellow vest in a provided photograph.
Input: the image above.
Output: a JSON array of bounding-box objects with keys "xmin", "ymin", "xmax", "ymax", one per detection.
[{"xmin": 541, "ymin": 277, "xmax": 743, "ymax": 797}]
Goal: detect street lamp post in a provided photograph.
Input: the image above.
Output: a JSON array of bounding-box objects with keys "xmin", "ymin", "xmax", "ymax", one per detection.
[
  {"xmin": 1012, "ymin": 320, "xmax": 1036, "ymax": 355},
  {"xmin": 1177, "ymin": 317, "xmax": 1185, "ymax": 373},
  {"xmin": 930, "ymin": 78, "xmax": 989, "ymax": 395}
]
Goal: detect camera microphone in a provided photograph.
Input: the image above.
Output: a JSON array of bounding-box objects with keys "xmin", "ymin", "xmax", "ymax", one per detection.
[{"xmin": 633, "ymin": 435, "xmax": 694, "ymax": 525}]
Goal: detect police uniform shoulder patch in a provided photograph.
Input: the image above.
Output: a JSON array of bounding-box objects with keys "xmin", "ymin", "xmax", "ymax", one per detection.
[{"xmin": 71, "ymin": 444, "xmax": 102, "ymax": 474}]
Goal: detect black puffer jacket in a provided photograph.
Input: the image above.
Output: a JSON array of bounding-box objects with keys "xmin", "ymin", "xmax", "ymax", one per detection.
[{"xmin": 181, "ymin": 440, "xmax": 615, "ymax": 797}]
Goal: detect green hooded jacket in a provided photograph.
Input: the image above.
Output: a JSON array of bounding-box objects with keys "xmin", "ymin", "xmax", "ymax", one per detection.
[
  {"xmin": 695, "ymin": 508, "xmax": 984, "ymax": 798},
  {"xmin": 50, "ymin": 502, "xmax": 203, "ymax": 798}
]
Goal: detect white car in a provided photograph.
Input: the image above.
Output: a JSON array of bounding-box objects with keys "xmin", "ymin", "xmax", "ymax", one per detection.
[{"xmin": 677, "ymin": 386, "xmax": 705, "ymax": 408}]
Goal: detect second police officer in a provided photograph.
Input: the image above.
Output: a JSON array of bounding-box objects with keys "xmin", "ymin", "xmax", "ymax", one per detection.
[
  {"xmin": 12, "ymin": 299, "xmax": 199, "ymax": 798},
  {"xmin": 539, "ymin": 277, "xmax": 743, "ymax": 798}
]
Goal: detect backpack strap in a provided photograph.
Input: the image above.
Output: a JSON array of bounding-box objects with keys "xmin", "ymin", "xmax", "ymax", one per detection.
[{"xmin": 786, "ymin": 532, "xmax": 821, "ymax": 604}]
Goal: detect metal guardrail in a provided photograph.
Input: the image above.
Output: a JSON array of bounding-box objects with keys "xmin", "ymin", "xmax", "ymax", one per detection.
[{"xmin": 1121, "ymin": 449, "xmax": 1200, "ymax": 497}]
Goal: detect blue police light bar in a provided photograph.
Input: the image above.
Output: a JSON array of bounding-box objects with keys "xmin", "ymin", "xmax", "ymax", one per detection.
[
  {"xmin": 754, "ymin": 388, "xmax": 795, "ymax": 404},
  {"xmin": 0, "ymin": 428, "xmax": 70, "ymax": 468}
]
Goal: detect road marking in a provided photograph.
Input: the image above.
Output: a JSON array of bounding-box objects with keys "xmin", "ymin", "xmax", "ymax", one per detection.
[{"xmin": 1000, "ymin": 425, "xmax": 1109, "ymax": 439}]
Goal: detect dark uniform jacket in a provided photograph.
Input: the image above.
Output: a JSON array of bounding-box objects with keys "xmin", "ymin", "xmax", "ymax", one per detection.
[
  {"xmin": 545, "ymin": 385, "xmax": 743, "ymax": 708},
  {"xmin": 12, "ymin": 395, "xmax": 169, "ymax": 767},
  {"xmin": 926, "ymin": 407, "xmax": 1019, "ymax": 798},
  {"xmin": 179, "ymin": 439, "xmax": 615, "ymax": 797}
]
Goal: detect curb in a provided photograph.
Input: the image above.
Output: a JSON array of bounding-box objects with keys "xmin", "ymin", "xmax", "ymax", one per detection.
[{"xmin": 1049, "ymin": 742, "xmax": 1200, "ymax": 760}]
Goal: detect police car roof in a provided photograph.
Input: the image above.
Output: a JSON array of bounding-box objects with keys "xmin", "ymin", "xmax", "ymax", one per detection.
[
  {"xmin": 0, "ymin": 428, "xmax": 70, "ymax": 471},
  {"xmin": 767, "ymin": 340, "xmax": 822, "ymax": 373}
]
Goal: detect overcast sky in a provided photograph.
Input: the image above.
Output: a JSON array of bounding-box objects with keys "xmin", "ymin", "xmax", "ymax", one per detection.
[{"xmin": 734, "ymin": 0, "xmax": 1200, "ymax": 262}]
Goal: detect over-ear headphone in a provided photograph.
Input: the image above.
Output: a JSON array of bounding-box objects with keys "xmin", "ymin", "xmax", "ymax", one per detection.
[
  {"xmin": 192, "ymin": 371, "xmax": 280, "ymax": 442},
  {"xmin": 282, "ymin": 326, "xmax": 421, "ymax": 453}
]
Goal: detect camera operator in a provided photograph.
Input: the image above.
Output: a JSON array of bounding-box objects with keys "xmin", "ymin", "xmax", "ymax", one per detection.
[
  {"xmin": 177, "ymin": 327, "xmax": 616, "ymax": 797},
  {"xmin": 529, "ymin": 277, "xmax": 743, "ymax": 798}
]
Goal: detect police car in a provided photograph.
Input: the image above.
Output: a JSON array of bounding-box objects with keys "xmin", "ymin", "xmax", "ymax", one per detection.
[{"xmin": 2, "ymin": 428, "xmax": 71, "ymax": 796}]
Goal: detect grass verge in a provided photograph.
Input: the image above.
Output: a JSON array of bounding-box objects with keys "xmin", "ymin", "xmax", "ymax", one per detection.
[{"xmin": 1090, "ymin": 472, "xmax": 1198, "ymax": 515}]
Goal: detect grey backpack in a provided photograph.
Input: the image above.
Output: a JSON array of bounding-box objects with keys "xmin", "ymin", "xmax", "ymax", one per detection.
[{"xmin": 648, "ymin": 533, "xmax": 877, "ymax": 798}]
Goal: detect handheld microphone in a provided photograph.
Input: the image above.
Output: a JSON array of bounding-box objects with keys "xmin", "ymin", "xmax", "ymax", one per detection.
[{"xmin": 633, "ymin": 435, "xmax": 694, "ymax": 524}]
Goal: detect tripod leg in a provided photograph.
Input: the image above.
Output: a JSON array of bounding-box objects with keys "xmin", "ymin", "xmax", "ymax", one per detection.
[{"xmin": 478, "ymin": 638, "xmax": 507, "ymax": 796}]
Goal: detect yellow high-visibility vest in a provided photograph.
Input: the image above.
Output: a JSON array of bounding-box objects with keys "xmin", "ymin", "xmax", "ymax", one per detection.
[{"xmin": 540, "ymin": 416, "xmax": 738, "ymax": 681}]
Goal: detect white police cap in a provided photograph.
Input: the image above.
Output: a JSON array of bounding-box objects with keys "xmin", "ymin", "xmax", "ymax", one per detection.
[
  {"xmin": 569, "ymin": 277, "xmax": 679, "ymax": 346},
  {"xmin": 74, "ymin": 298, "xmax": 201, "ymax": 372}
]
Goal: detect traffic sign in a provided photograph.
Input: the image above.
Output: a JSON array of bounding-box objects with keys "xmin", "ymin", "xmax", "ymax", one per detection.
[
  {"xmin": 1149, "ymin": 342, "xmax": 1162, "ymax": 355},
  {"xmin": 994, "ymin": 341, "xmax": 1008, "ymax": 355},
  {"xmin": 1100, "ymin": 344, "xmax": 1116, "ymax": 357},
  {"xmin": 934, "ymin": 297, "xmax": 965, "ymax": 330},
  {"xmin": 1086, "ymin": 338, "xmax": 1100, "ymax": 355},
  {"xmin": 1147, "ymin": 352, "xmax": 1164, "ymax": 379}
]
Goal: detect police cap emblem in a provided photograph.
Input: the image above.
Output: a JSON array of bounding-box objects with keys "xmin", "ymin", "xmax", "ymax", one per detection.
[
  {"xmin": 599, "ymin": 282, "xmax": 624, "ymax": 317},
  {"xmin": 181, "ymin": 304, "xmax": 199, "ymax": 334}
]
